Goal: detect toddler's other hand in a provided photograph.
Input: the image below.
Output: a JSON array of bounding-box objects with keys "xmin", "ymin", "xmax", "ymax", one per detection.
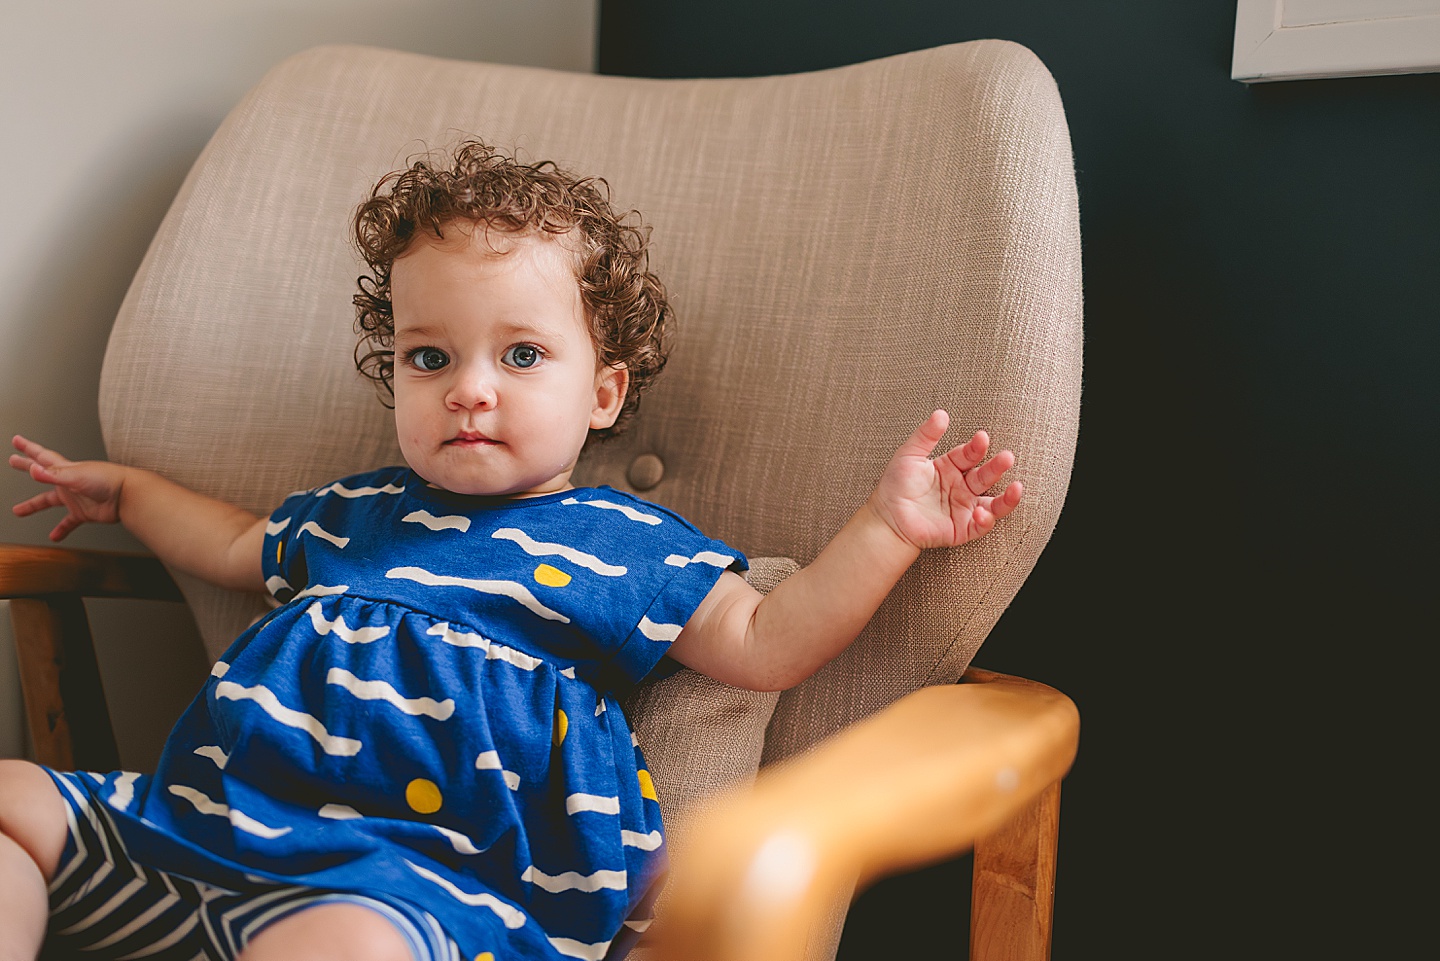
[
  {"xmin": 10, "ymin": 435, "xmax": 126, "ymax": 541},
  {"xmin": 867, "ymin": 411, "xmax": 1022, "ymax": 551}
]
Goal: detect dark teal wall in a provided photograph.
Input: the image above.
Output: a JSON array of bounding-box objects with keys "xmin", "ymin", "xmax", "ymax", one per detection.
[{"xmin": 601, "ymin": 2, "xmax": 1435, "ymax": 956}]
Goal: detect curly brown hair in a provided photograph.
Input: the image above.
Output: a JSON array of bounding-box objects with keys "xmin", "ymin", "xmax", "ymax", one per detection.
[{"xmin": 352, "ymin": 139, "xmax": 671, "ymax": 440}]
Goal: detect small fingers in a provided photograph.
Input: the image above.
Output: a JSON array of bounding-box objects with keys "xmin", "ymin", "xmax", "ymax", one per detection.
[
  {"xmin": 12, "ymin": 490, "xmax": 62, "ymax": 517},
  {"xmin": 28, "ymin": 461, "xmax": 64, "ymax": 486},
  {"xmin": 963, "ymin": 482, "xmax": 1023, "ymax": 541},
  {"xmin": 965, "ymin": 447, "xmax": 1015, "ymax": 495},
  {"xmin": 895, "ymin": 410, "xmax": 951, "ymax": 461},
  {"xmin": 940, "ymin": 430, "xmax": 992, "ymax": 475},
  {"xmin": 987, "ymin": 481, "xmax": 1024, "ymax": 523},
  {"xmin": 50, "ymin": 517, "xmax": 81, "ymax": 542},
  {"xmin": 11, "ymin": 435, "xmax": 69, "ymax": 469}
]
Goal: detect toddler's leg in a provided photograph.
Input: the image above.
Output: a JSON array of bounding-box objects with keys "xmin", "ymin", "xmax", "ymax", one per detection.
[
  {"xmin": 0, "ymin": 760, "xmax": 68, "ymax": 961},
  {"xmin": 239, "ymin": 903, "xmax": 418, "ymax": 961}
]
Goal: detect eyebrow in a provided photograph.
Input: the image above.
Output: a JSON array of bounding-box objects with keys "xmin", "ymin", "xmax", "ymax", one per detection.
[
  {"xmin": 495, "ymin": 318, "xmax": 563, "ymax": 337},
  {"xmin": 395, "ymin": 319, "xmax": 574, "ymax": 342},
  {"xmin": 394, "ymin": 324, "xmax": 442, "ymax": 341}
]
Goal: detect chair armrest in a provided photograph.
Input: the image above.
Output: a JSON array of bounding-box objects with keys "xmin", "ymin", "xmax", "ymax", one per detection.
[
  {"xmin": 1, "ymin": 542, "xmax": 182, "ymax": 770},
  {"xmin": 0, "ymin": 542, "xmax": 182, "ymax": 601},
  {"xmin": 648, "ymin": 669, "xmax": 1079, "ymax": 961}
]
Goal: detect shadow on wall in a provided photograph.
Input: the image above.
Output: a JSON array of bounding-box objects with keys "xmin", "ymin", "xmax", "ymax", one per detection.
[
  {"xmin": 0, "ymin": 597, "xmax": 211, "ymax": 772},
  {"xmin": 2, "ymin": 120, "xmax": 208, "ymax": 541}
]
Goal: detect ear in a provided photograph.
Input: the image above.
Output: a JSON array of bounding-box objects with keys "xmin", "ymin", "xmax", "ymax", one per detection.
[{"xmin": 590, "ymin": 364, "xmax": 629, "ymax": 430}]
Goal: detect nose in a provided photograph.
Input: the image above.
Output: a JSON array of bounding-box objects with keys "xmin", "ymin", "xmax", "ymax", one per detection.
[{"xmin": 445, "ymin": 360, "xmax": 498, "ymax": 411}]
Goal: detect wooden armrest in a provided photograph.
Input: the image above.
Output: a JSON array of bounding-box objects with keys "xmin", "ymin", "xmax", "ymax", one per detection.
[
  {"xmin": 0, "ymin": 542, "xmax": 183, "ymax": 601},
  {"xmin": 1, "ymin": 542, "xmax": 182, "ymax": 770},
  {"xmin": 648, "ymin": 669, "xmax": 1079, "ymax": 961}
]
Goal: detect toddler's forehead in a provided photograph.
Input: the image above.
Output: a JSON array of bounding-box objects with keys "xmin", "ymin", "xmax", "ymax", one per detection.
[
  {"xmin": 417, "ymin": 219, "xmax": 583, "ymax": 262},
  {"xmin": 397, "ymin": 221, "xmax": 585, "ymax": 291}
]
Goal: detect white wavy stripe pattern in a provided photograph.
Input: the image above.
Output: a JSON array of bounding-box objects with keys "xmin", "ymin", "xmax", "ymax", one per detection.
[
  {"xmin": 621, "ymin": 830, "xmax": 663, "ymax": 851},
  {"xmin": 427, "ymin": 623, "xmax": 543, "ymax": 671},
  {"xmin": 565, "ymin": 793, "xmax": 620, "ymax": 815},
  {"xmin": 664, "ymin": 550, "xmax": 734, "ymax": 568},
  {"xmin": 213, "ymin": 681, "xmax": 362, "ymax": 756},
  {"xmin": 491, "ymin": 528, "xmax": 626, "ymax": 576},
  {"xmin": 167, "ymin": 785, "xmax": 291, "ymax": 839},
  {"xmin": 317, "ymin": 803, "xmax": 484, "ymax": 854},
  {"xmin": 637, "ymin": 616, "xmax": 682, "ymax": 642},
  {"xmin": 193, "ymin": 746, "xmax": 229, "ymax": 769},
  {"xmin": 292, "ymin": 584, "xmax": 349, "ymax": 601},
  {"xmin": 475, "ymin": 751, "xmax": 521, "ymax": 790},
  {"xmin": 314, "ymin": 481, "xmax": 405, "ymax": 499},
  {"xmin": 434, "ymin": 825, "xmax": 486, "ymax": 855},
  {"xmin": 403, "ymin": 510, "xmax": 471, "ymax": 532},
  {"xmin": 325, "ymin": 668, "xmax": 454, "ymax": 720},
  {"xmin": 405, "ymin": 861, "xmax": 526, "ymax": 928},
  {"xmin": 387, "ymin": 567, "xmax": 569, "ymax": 622},
  {"xmin": 560, "ymin": 497, "xmax": 661, "ymax": 526},
  {"xmin": 109, "ymin": 772, "xmax": 141, "ymax": 811},
  {"xmin": 297, "ymin": 521, "xmax": 349, "ymax": 548},
  {"xmin": 521, "ymin": 865, "xmax": 627, "ymax": 893},
  {"xmin": 549, "ymin": 936, "xmax": 614, "ymax": 961},
  {"xmin": 306, "ymin": 602, "xmax": 390, "ymax": 644}
]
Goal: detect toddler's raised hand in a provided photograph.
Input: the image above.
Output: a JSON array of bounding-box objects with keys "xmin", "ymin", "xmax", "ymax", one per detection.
[
  {"xmin": 10, "ymin": 435, "xmax": 127, "ymax": 541},
  {"xmin": 867, "ymin": 410, "xmax": 1022, "ymax": 551}
]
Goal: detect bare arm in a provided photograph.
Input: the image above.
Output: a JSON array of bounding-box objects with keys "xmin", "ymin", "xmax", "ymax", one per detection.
[
  {"xmin": 668, "ymin": 411, "xmax": 1023, "ymax": 692},
  {"xmin": 10, "ymin": 435, "xmax": 267, "ymax": 592}
]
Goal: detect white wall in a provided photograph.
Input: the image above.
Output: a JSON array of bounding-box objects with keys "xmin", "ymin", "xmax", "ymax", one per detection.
[{"xmin": 0, "ymin": 0, "xmax": 598, "ymax": 769}]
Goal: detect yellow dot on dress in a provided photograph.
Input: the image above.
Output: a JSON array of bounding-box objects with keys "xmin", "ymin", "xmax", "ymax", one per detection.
[
  {"xmin": 554, "ymin": 709, "xmax": 569, "ymax": 745},
  {"xmin": 637, "ymin": 769, "xmax": 657, "ymax": 801},
  {"xmin": 405, "ymin": 778, "xmax": 443, "ymax": 814},
  {"xmin": 476, "ymin": 954, "xmax": 495, "ymax": 961},
  {"xmin": 533, "ymin": 563, "xmax": 571, "ymax": 587}
]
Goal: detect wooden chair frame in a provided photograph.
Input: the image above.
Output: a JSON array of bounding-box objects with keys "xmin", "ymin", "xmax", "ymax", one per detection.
[{"xmin": 1, "ymin": 542, "xmax": 1078, "ymax": 961}]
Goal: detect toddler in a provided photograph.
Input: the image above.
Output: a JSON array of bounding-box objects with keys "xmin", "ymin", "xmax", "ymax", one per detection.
[{"xmin": 2, "ymin": 140, "xmax": 1021, "ymax": 961}]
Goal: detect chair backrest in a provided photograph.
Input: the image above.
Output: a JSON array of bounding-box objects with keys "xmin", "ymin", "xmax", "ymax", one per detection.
[{"xmin": 100, "ymin": 40, "xmax": 1080, "ymax": 958}]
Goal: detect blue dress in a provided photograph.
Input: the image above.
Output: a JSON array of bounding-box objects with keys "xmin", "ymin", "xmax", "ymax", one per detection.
[{"xmin": 66, "ymin": 467, "xmax": 745, "ymax": 960}]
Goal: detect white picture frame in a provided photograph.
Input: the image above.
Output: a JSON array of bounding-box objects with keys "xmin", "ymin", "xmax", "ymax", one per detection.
[{"xmin": 1232, "ymin": 0, "xmax": 1440, "ymax": 82}]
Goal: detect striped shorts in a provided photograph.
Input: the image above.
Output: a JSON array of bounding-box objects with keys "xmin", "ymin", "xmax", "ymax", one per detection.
[{"xmin": 44, "ymin": 771, "xmax": 459, "ymax": 961}]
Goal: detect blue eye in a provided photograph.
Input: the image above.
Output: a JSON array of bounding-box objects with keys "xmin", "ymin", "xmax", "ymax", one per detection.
[
  {"xmin": 502, "ymin": 344, "xmax": 542, "ymax": 369},
  {"xmin": 410, "ymin": 347, "xmax": 449, "ymax": 371}
]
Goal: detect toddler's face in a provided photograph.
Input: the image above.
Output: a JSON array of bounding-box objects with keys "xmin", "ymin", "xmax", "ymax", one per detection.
[{"xmin": 389, "ymin": 226, "xmax": 626, "ymax": 497}]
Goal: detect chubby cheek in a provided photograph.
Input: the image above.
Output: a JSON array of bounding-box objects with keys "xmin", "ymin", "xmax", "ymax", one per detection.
[{"xmin": 392, "ymin": 404, "xmax": 428, "ymax": 460}]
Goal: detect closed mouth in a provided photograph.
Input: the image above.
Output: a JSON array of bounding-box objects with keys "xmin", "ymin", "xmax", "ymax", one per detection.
[{"xmin": 446, "ymin": 432, "xmax": 499, "ymax": 447}]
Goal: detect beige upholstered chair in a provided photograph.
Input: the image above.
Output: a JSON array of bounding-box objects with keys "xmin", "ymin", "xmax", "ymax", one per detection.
[{"xmin": 1, "ymin": 40, "xmax": 1081, "ymax": 961}]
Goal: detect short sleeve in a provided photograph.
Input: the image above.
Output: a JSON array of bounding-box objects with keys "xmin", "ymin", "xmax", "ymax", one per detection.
[
  {"xmin": 260, "ymin": 487, "xmax": 320, "ymax": 603},
  {"xmin": 609, "ymin": 528, "xmax": 747, "ymax": 686}
]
